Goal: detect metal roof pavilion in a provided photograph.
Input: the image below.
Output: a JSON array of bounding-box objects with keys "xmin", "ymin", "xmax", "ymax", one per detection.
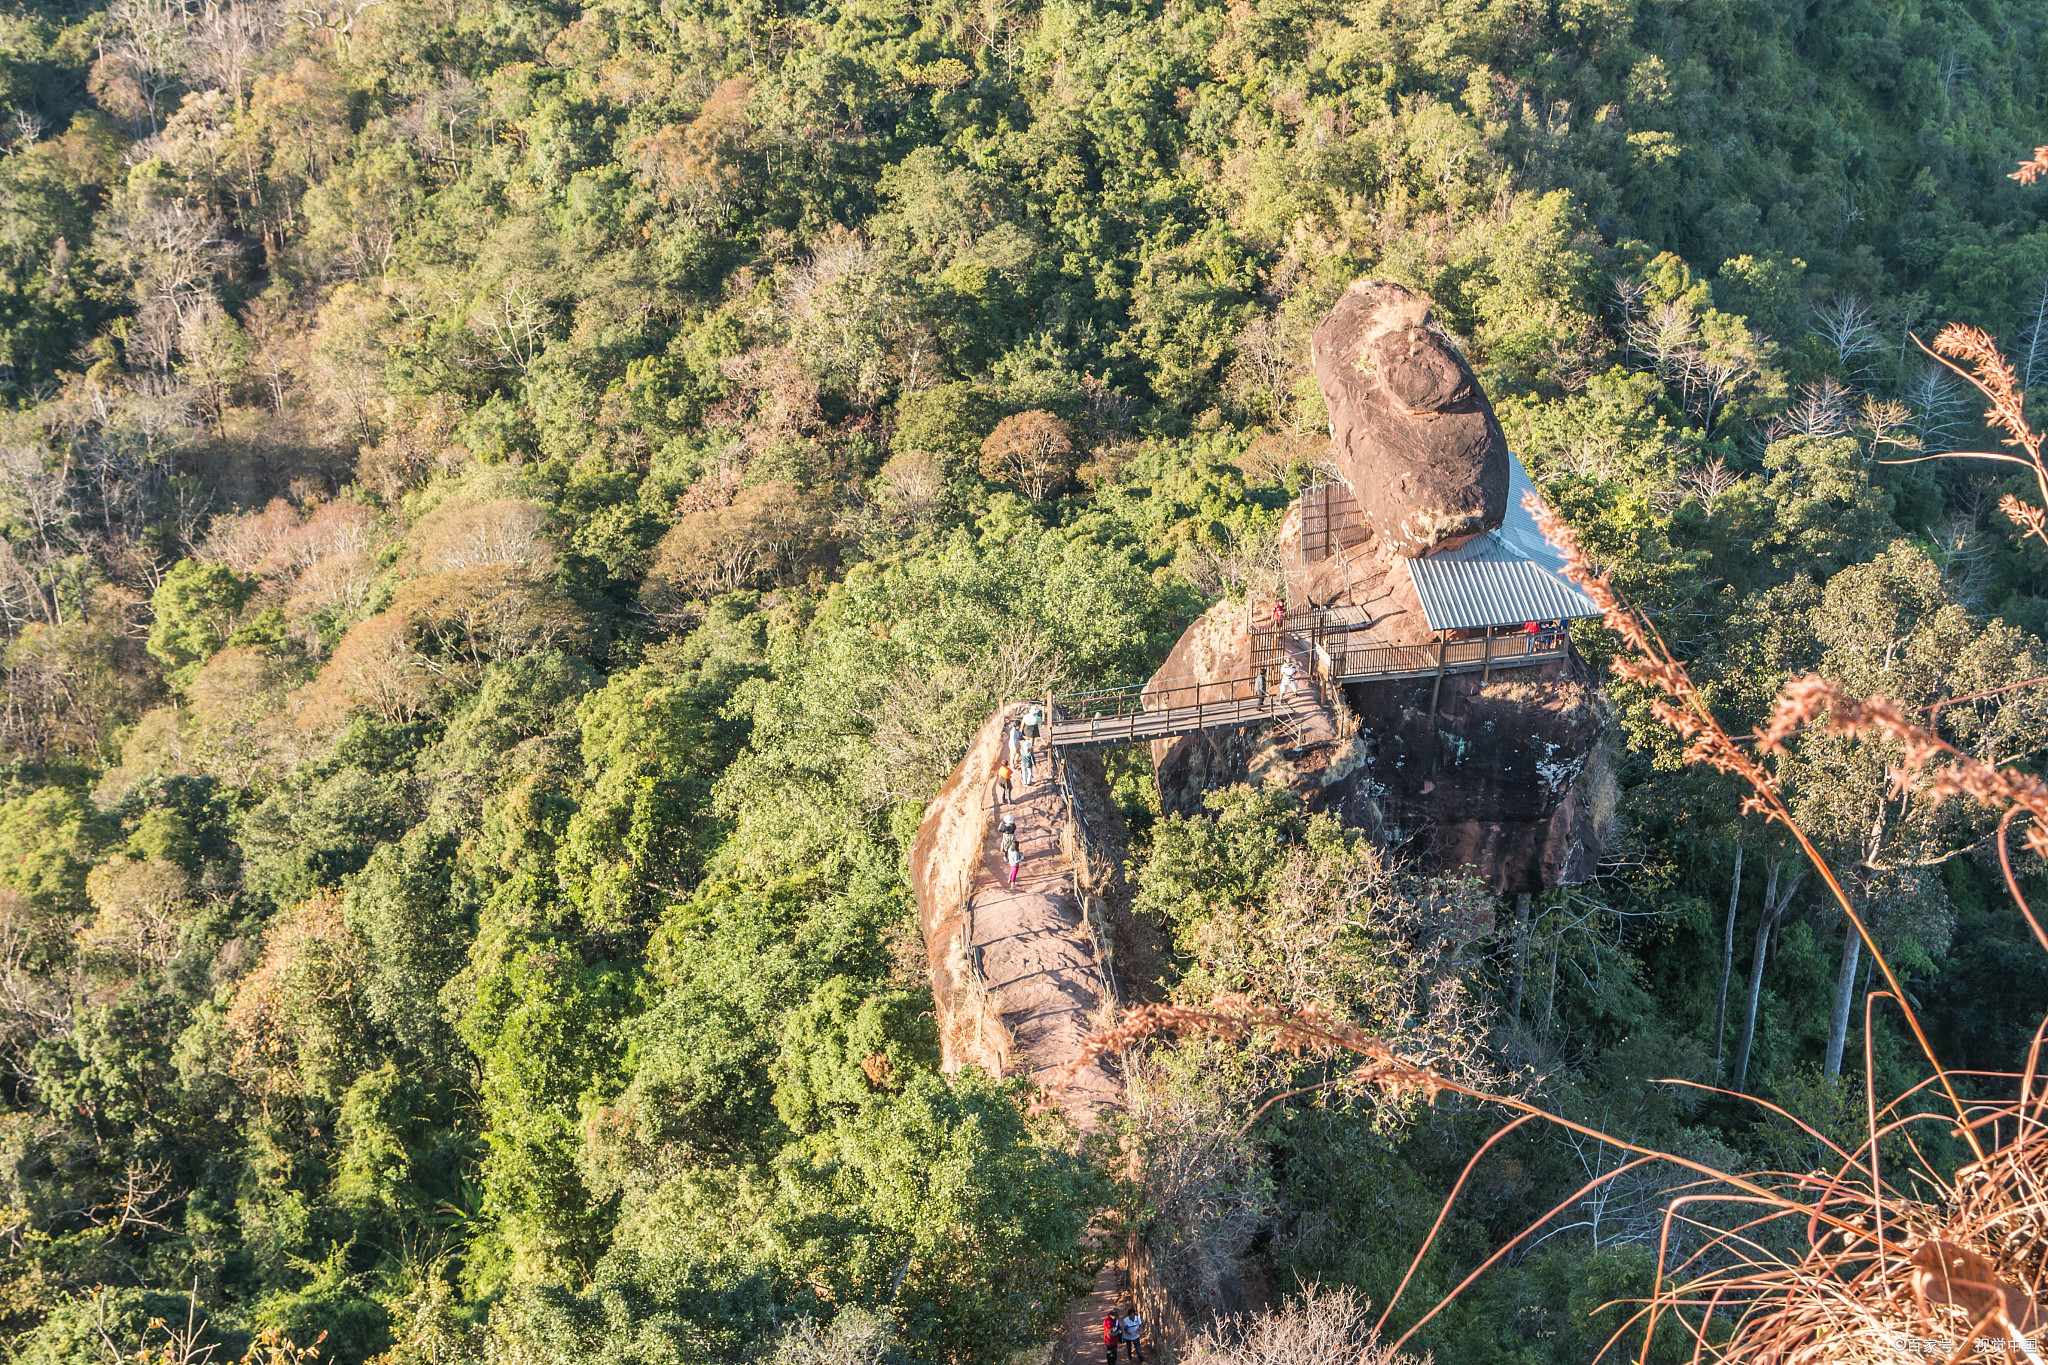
[{"xmin": 1403, "ymin": 455, "xmax": 1603, "ymax": 632}]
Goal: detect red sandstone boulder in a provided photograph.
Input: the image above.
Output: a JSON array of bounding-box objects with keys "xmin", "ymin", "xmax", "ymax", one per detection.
[{"xmin": 1310, "ymin": 280, "xmax": 1509, "ymax": 558}]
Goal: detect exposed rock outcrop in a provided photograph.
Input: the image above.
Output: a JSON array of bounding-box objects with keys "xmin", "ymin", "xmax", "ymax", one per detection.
[
  {"xmin": 909, "ymin": 704, "xmax": 1135, "ymax": 1128},
  {"xmin": 908, "ymin": 708, "xmax": 1016, "ymax": 1078},
  {"xmin": 1146, "ymin": 280, "xmax": 1613, "ymax": 894},
  {"xmin": 1146, "ymin": 639, "xmax": 1612, "ymax": 892},
  {"xmin": 1147, "ymin": 600, "xmax": 1366, "ymax": 816},
  {"xmin": 1324, "ymin": 662, "xmax": 1616, "ymax": 892}
]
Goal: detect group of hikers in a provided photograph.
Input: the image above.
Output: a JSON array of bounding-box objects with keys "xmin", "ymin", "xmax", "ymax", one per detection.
[
  {"xmin": 1252, "ymin": 599, "xmax": 1305, "ymax": 705},
  {"xmin": 993, "ymin": 705, "xmax": 1045, "ymax": 887},
  {"xmin": 1249, "ymin": 656, "xmax": 1302, "ymax": 704},
  {"xmin": 1101, "ymin": 1307, "xmax": 1145, "ymax": 1363},
  {"xmin": 988, "ymin": 705, "xmax": 1152, "ymax": 1360}
]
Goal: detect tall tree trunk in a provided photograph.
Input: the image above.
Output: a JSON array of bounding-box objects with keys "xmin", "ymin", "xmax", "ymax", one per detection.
[
  {"xmin": 1829, "ymin": 797, "xmax": 1890, "ymax": 1079},
  {"xmin": 1825, "ymin": 925, "xmax": 1862, "ymax": 1078},
  {"xmin": 1714, "ymin": 843, "xmax": 1743, "ymax": 1074},
  {"xmin": 1510, "ymin": 892, "xmax": 1532, "ymax": 1021},
  {"xmin": 1734, "ymin": 860, "xmax": 1803, "ymax": 1093}
]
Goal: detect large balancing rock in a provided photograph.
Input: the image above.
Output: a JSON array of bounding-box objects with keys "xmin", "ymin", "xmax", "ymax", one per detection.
[{"xmin": 1311, "ymin": 280, "xmax": 1509, "ymax": 558}]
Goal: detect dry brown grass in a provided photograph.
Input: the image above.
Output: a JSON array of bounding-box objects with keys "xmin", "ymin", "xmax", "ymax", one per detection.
[{"xmin": 1889, "ymin": 321, "xmax": 2048, "ymax": 558}]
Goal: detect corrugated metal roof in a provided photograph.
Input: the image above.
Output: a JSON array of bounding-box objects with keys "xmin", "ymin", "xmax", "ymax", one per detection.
[
  {"xmin": 1403, "ymin": 455, "xmax": 1602, "ymax": 631},
  {"xmin": 1497, "ymin": 453, "xmax": 1573, "ymax": 571}
]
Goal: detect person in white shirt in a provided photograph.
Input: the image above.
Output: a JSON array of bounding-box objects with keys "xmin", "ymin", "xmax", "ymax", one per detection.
[{"xmin": 1117, "ymin": 1309, "xmax": 1144, "ymax": 1363}]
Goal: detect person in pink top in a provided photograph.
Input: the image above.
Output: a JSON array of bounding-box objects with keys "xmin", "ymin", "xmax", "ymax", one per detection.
[{"xmin": 999, "ymin": 816, "xmax": 1021, "ymax": 886}]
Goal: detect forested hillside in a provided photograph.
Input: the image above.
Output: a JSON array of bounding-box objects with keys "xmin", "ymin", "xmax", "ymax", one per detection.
[{"xmin": 5, "ymin": 0, "xmax": 2048, "ymax": 1357}]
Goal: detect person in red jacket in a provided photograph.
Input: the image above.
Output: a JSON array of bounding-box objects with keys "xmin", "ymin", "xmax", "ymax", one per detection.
[{"xmin": 1102, "ymin": 1312, "xmax": 1116, "ymax": 1365}]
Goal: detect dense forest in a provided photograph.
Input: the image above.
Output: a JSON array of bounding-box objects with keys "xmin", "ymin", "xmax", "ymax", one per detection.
[{"xmin": 5, "ymin": 0, "xmax": 2048, "ymax": 1357}]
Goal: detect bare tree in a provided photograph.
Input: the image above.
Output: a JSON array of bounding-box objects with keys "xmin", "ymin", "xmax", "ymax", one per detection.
[
  {"xmin": 0, "ymin": 890, "xmax": 77, "ymax": 1084},
  {"xmin": 1926, "ymin": 480, "xmax": 2000, "ymax": 606},
  {"xmin": 1187, "ymin": 1283, "xmax": 1413, "ymax": 1365},
  {"xmin": 1857, "ymin": 394, "xmax": 1920, "ymax": 455},
  {"xmin": 763, "ymin": 1308, "xmax": 896, "ymax": 1365},
  {"xmin": 1609, "ymin": 274, "xmax": 1650, "ymax": 348},
  {"xmin": 1177, "ymin": 522, "xmax": 1281, "ymax": 604},
  {"xmin": 189, "ymin": 0, "xmax": 284, "ymax": 109},
  {"xmin": 238, "ymin": 296, "xmax": 298, "ymax": 410},
  {"xmin": 469, "ymin": 278, "xmax": 552, "ymax": 375},
  {"xmin": 778, "ymin": 230, "xmax": 923, "ymax": 408},
  {"xmin": 1936, "ymin": 43, "xmax": 1972, "ymax": 129},
  {"xmin": 86, "ymin": 1282, "xmax": 226, "ymax": 1365},
  {"xmin": 1775, "ymin": 377, "xmax": 1855, "ymax": 440},
  {"xmin": 96, "ymin": 195, "xmax": 235, "ymax": 372},
  {"xmin": 868, "ymin": 447, "xmax": 949, "ymax": 530},
  {"xmin": 1811, "ymin": 294, "xmax": 1882, "ymax": 379},
  {"xmin": 1680, "ymin": 344, "xmax": 1759, "ymax": 430},
  {"xmin": 177, "ymin": 297, "xmax": 251, "ymax": 434},
  {"xmin": 1224, "ymin": 312, "xmax": 1311, "ymax": 431},
  {"xmin": 9, "ymin": 106, "xmax": 45, "ymax": 147},
  {"xmin": 1626, "ymin": 299, "xmax": 1697, "ymax": 379},
  {"xmin": 0, "ymin": 437, "xmax": 75, "ymax": 582},
  {"xmin": 398, "ymin": 72, "xmax": 481, "ymax": 178},
  {"xmin": 1713, "ymin": 843, "xmax": 1741, "ymax": 1073},
  {"xmin": 413, "ymin": 497, "xmax": 553, "ymax": 575},
  {"xmin": 1676, "ymin": 455, "xmax": 1740, "ymax": 507},
  {"xmin": 1901, "ymin": 364, "xmax": 1968, "ymax": 453},
  {"xmin": 97, "ymin": 0, "xmax": 193, "ymax": 134},
  {"xmin": 2015, "ymin": 277, "xmax": 2048, "ymax": 394}
]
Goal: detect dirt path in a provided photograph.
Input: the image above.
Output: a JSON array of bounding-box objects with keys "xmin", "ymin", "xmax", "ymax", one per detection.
[
  {"xmin": 1061, "ymin": 1264, "xmax": 1123, "ymax": 1365},
  {"xmin": 972, "ymin": 749, "xmax": 1135, "ymax": 1361},
  {"xmin": 973, "ymin": 756, "xmax": 1121, "ymax": 1130}
]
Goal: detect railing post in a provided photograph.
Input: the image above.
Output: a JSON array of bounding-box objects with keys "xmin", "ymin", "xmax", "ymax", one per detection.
[{"xmin": 1482, "ymin": 626, "xmax": 1494, "ymax": 684}]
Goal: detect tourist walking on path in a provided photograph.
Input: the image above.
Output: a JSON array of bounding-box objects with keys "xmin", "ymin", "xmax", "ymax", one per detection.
[
  {"xmin": 1025, "ymin": 705, "xmax": 1044, "ymax": 751},
  {"xmin": 1018, "ymin": 742, "xmax": 1035, "ymax": 786},
  {"xmin": 999, "ymin": 816, "xmax": 1021, "ymax": 886},
  {"xmin": 994, "ymin": 762, "xmax": 1012, "ymax": 807},
  {"xmin": 1280, "ymin": 658, "xmax": 1300, "ymax": 695},
  {"xmin": 1117, "ymin": 1308, "xmax": 1144, "ymax": 1364},
  {"xmin": 1101, "ymin": 1313, "xmax": 1116, "ymax": 1365},
  {"xmin": 1253, "ymin": 666, "xmax": 1267, "ymax": 707}
]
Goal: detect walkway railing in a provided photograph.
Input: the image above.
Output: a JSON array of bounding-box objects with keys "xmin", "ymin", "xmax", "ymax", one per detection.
[
  {"xmin": 1046, "ymin": 627, "xmax": 1568, "ymax": 751},
  {"xmin": 1328, "ymin": 631, "xmax": 1565, "ymax": 682},
  {"xmin": 1046, "ymin": 676, "xmax": 1322, "ymax": 751}
]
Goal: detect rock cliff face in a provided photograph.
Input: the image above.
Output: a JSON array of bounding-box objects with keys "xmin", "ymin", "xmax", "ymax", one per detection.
[
  {"xmin": 1147, "ymin": 645, "xmax": 1613, "ymax": 894},
  {"xmin": 1144, "ymin": 280, "xmax": 1613, "ymax": 894},
  {"xmin": 1324, "ymin": 663, "xmax": 1615, "ymax": 893}
]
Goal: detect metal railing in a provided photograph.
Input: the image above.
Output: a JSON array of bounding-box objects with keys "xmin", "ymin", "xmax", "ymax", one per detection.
[
  {"xmin": 1045, "ymin": 622, "xmax": 1569, "ymax": 750},
  {"xmin": 1046, "ymin": 677, "xmax": 1321, "ymax": 750},
  {"xmin": 1053, "ymin": 673, "xmax": 1300, "ymax": 717},
  {"xmin": 1325, "ymin": 630, "xmax": 1565, "ymax": 681}
]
